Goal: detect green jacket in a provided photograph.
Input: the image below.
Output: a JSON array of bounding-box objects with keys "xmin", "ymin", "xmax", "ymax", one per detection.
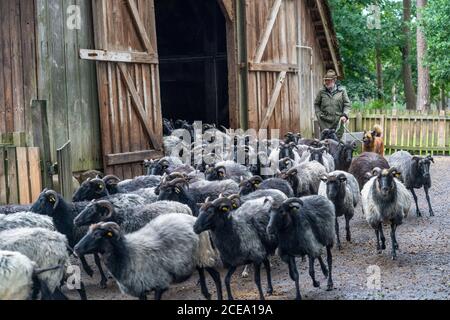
[{"xmin": 314, "ymin": 85, "xmax": 352, "ymax": 131}]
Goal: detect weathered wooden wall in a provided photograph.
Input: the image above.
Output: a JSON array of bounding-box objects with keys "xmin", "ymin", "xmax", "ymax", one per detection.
[
  {"xmin": 0, "ymin": 0, "xmax": 102, "ymax": 173},
  {"xmin": 36, "ymin": 0, "xmax": 101, "ymax": 171}
]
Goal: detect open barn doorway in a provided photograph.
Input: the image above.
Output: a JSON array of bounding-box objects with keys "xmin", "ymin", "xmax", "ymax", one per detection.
[{"xmin": 155, "ymin": 0, "xmax": 229, "ymax": 128}]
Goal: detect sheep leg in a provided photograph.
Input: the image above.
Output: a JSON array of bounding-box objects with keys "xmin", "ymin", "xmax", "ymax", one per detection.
[
  {"xmin": 154, "ymin": 289, "xmax": 167, "ymax": 300},
  {"xmin": 253, "ymin": 262, "xmax": 265, "ymax": 300},
  {"xmin": 197, "ymin": 267, "xmax": 212, "ymax": 300},
  {"xmin": 326, "ymin": 246, "xmax": 334, "ymax": 291},
  {"xmin": 375, "ymin": 228, "xmax": 382, "ymax": 253},
  {"xmin": 206, "ymin": 267, "xmax": 223, "ymax": 300},
  {"xmin": 335, "ymin": 217, "xmax": 342, "ymax": 250},
  {"xmin": 225, "ymin": 266, "xmax": 237, "ymax": 300},
  {"xmin": 424, "ymin": 186, "xmax": 434, "ymax": 217},
  {"xmin": 410, "ymin": 188, "xmax": 422, "ymax": 217},
  {"xmin": 308, "ymin": 256, "xmax": 320, "ymax": 288},
  {"xmin": 94, "ymin": 253, "xmax": 108, "ymax": 289},
  {"xmin": 379, "ymin": 224, "xmax": 386, "ymax": 250},
  {"xmin": 263, "ymin": 258, "xmax": 274, "ymax": 295},
  {"xmin": 390, "ymin": 223, "xmax": 398, "ymax": 260},
  {"xmin": 77, "ymin": 280, "xmax": 87, "ymax": 300},
  {"xmin": 318, "ymin": 256, "xmax": 329, "ymax": 278},
  {"xmin": 79, "ymin": 255, "xmax": 94, "ymax": 277},
  {"xmin": 287, "ymin": 256, "xmax": 302, "ymax": 300},
  {"xmin": 345, "ymin": 215, "xmax": 352, "ymax": 242}
]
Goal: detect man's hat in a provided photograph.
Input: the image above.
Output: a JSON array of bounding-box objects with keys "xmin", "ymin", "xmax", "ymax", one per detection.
[{"xmin": 323, "ymin": 69, "xmax": 337, "ymax": 80}]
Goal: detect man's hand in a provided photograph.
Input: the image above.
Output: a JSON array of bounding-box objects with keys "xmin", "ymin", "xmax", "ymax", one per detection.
[{"xmin": 340, "ymin": 116, "xmax": 348, "ymax": 123}]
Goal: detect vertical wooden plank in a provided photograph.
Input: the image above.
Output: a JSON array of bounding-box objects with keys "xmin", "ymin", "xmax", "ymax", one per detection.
[
  {"xmin": 1, "ymin": 0, "xmax": 14, "ymax": 133},
  {"xmin": 0, "ymin": 148, "xmax": 7, "ymax": 204},
  {"xmin": 57, "ymin": 141, "xmax": 72, "ymax": 201},
  {"xmin": 16, "ymin": 147, "xmax": 31, "ymax": 204},
  {"xmin": 6, "ymin": 147, "xmax": 19, "ymax": 204},
  {"xmin": 28, "ymin": 147, "xmax": 42, "ymax": 202}
]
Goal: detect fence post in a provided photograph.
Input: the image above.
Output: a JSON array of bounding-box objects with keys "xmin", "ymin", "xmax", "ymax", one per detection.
[
  {"xmin": 57, "ymin": 141, "xmax": 73, "ymax": 201},
  {"xmin": 31, "ymin": 100, "xmax": 53, "ymax": 189},
  {"xmin": 356, "ymin": 112, "xmax": 363, "ymax": 132}
]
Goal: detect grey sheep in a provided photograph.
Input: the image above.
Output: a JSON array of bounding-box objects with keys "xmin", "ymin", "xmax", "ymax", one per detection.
[
  {"xmin": 388, "ymin": 151, "xmax": 434, "ymax": 217},
  {"xmin": 0, "ymin": 205, "xmax": 32, "ymax": 215},
  {"xmin": 74, "ymin": 200, "xmax": 192, "ymax": 233},
  {"xmin": 0, "ymin": 228, "xmax": 70, "ymax": 299},
  {"xmin": 279, "ymin": 161, "xmax": 327, "ymax": 197},
  {"xmin": 267, "ymin": 196, "xmax": 335, "ymax": 300},
  {"xmin": 361, "ymin": 167, "xmax": 412, "ymax": 260},
  {"xmin": 319, "ymin": 171, "xmax": 360, "ymax": 250},
  {"xmin": 102, "ymin": 175, "xmax": 161, "ymax": 195},
  {"xmin": 241, "ymin": 189, "xmax": 288, "ymax": 209},
  {"xmin": 0, "ymin": 212, "xmax": 55, "ymax": 233},
  {"xmin": 206, "ymin": 160, "xmax": 253, "ymax": 183},
  {"xmin": 74, "ymin": 215, "xmax": 222, "ymax": 300},
  {"xmin": 299, "ymin": 146, "xmax": 335, "ymax": 173},
  {"xmin": 194, "ymin": 196, "xmax": 278, "ymax": 300},
  {"xmin": 0, "ymin": 250, "xmax": 63, "ymax": 300}
]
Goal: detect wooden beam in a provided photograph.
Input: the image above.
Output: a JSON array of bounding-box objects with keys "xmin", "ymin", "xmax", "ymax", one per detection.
[
  {"xmin": 126, "ymin": 0, "xmax": 155, "ymax": 54},
  {"xmin": 106, "ymin": 150, "xmax": 164, "ymax": 166},
  {"xmin": 252, "ymin": 0, "xmax": 283, "ymax": 63},
  {"xmin": 249, "ymin": 62, "xmax": 298, "ymax": 73},
  {"xmin": 218, "ymin": 0, "xmax": 234, "ymax": 21},
  {"xmin": 315, "ymin": 0, "xmax": 340, "ymax": 76},
  {"xmin": 260, "ymin": 71, "xmax": 287, "ymax": 129},
  {"xmin": 118, "ymin": 63, "xmax": 162, "ymax": 151},
  {"xmin": 80, "ymin": 49, "xmax": 158, "ymax": 64}
]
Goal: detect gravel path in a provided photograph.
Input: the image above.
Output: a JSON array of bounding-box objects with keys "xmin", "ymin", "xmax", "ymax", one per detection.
[{"xmin": 64, "ymin": 157, "xmax": 450, "ymax": 300}]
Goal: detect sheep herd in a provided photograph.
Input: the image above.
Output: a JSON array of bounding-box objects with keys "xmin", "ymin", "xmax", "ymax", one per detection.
[{"xmin": 0, "ymin": 120, "xmax": 437, "ymax": 300}]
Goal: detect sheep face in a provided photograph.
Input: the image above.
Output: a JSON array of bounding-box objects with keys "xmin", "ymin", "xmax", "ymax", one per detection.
[
  {"xmin": 239, "ymin": 176, "xmax": 263, "ymax": 196},
  {"xmin": 412, "ymin": 156, "xmax": 434, "ymax": 181},
  {"xmin": 279, "ymin": 158, "xmax": 294, "ymax": 172},
  {"xmin": 279, "ymin": 169, "xmax": 299, "ymax": 196},
  {"xmin": 194, "ymin": 198, "xmax": 233, "ymax": 234},
  {"xmin": 341, "ymin": 142, "xmax": 357, "ymax": 164},
  {"xmin": 320, "ymin": 129, "xmax": 338, "ymax": 141},
  {"xmin": 279, "ymin": 143, "xmax": 296, "ymax": 160},
  {"xmin": 157, "ymin": 179, "xmax": 189, "ymax": 203},
  {"xmin": 309, "ymin": 147, "xmax": 327, "ymax": 164},
  {"xmin": 373, "ymin": 168, "xmax": 401, "ymax": 197},
  {"xmin": 31, "ymin": 190, "xmax": 61, "ymax": 217},
  {"xmin": 74, "ymin": 201, "xmax": 114, "ymax": 227},
  {"xmin": 205, "ymin": 166, "xmax": 226, "ymax": 181},
  {"xmin": 74, "ymin": 222, "xmax": 120, "ymax": 256},
  {"xmin": 149, "ymin": 159, "xmax": 170, "ymax": 176},
  {"xmin": 72, "ymin": 178, "xmax": 108, "ymax": 202},
  {"xmin": 267, "ymin": 198, "xmax": 301, "ymax": 235},
  {"xmin": 321, "ymin": 174, "xmax": 347, "ymax": 201},
  {"xmin": 284, "ymin": 132, "xmax": 302, "ymax": 144}
]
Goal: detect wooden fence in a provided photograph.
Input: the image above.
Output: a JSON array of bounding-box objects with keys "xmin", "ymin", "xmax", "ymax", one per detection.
[
  {"xmin": 347, "ymin": 110, "xmax": 450, "ymax": 156},
  {"xmin": 0, "ymin": 133, "xmax": 42, "ymax": 205}
]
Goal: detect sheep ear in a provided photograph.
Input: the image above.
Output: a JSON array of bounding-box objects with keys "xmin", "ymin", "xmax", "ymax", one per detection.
[{"xmin": 339, "ymin": 175, "xmax": 347, "ymax": 182}]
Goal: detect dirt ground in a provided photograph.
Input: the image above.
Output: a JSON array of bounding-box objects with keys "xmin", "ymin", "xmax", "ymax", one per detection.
[{"xmin": 64, "ymin": 157, "xmax": 450, "ymax": 300}]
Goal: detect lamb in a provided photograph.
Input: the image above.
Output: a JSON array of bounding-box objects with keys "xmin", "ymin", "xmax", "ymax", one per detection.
[
  {"xmin": 349, "ymin": 152, "xmax": 389, "ymax": 190},
  {"xmin": 205, "ymin": 161, "xmax": 252, "ymax": 183},
  {"xmin": 388, "ymin": 151, "xmax": 434, "ymax": 217},
  {"xmin": 319, "ymin": 171, "xmax": 360, "ymax": 250},
  {"xmin": 0, "ymin": 250, "xmax": 63, "ymax": 300},
  {"xmin": 0, "ymin": 212, "xmax": 55, "ymax": 232},
  {"xmin": 362, "ymin": 124, "xmax": 384, "ymax": 156},
  {"xmin": 0, "ymin": 228, "xmax": 72, "ymax": 300},
  {"xmin": 299, "ymin": 146, "xmax": 335, "ymax": 172},
  {"xmin": 194, "ymin": 196, "xmax": 278, "ymax": 300},
  {"xmin": 0, "ymin": 205, "xmax": 32, "ymax": 215},
  {"xmin": 267, "ymin": 196, "xmax": 335, "ymax": 300},
  {"xmin": 74, "ymin": 216, "xmax": 222, "ymax": 300},
  {"xmin": 279, "ymin": 161, "xmax": 327, "ymax": 197},
  {"xmin": 74, "ymin": 200, "xmax": 192, "ymax": 233},
  {"xmin": 361, "ymin": 167, "xmax": 412, "ymax": 260},
  {"xmin": 324, "ymin": 140, "xmax": 357, "ymax": 172},
  {"xmin": 239, "ymin": 176, "xmax": 294, "ymax": 198}
]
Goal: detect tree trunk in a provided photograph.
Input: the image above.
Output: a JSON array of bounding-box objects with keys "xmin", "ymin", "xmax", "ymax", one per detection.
[
  {"xmin": 375, "ymin": 35, "xmax": 383, "ymax": 101},
  {"xmin": 416, "ymin": 0, "xmax": 430, "ymax": 111},
  {"xmin": 402, "ymin": 0, "xmax": 416, "ymax": 110},
  {"xmin": 440, "ymin": 84, "xmax": 446, "ymax": 111}
]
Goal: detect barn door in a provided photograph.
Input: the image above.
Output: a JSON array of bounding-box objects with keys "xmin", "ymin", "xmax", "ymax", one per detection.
[
  {"xmin": 245, "ymin": 0, "xmax": 300, "ymax": 135},
  {"xmin": 80, "ymin": 0, "xmax": 163, "ymax": 178}
]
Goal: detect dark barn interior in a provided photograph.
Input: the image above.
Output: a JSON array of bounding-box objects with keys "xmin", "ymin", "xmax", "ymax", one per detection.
[{"xmin": 155, "ymin": 0, "xmax": 229, "ymax": 128}]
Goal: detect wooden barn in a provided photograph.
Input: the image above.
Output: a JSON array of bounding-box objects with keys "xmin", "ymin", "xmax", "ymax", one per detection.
[{"xmin": 0, "ymin": 0, "xmax": 342, "ymax": 187}]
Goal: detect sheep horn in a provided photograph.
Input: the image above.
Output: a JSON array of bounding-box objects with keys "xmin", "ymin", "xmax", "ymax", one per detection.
[
  {"xmin": 96, "ymin": 201, "xmax": 115, "ymax": 221},
  {"xmin": 372, "ymin": 167, "xmax": 382, "ymax": 176},
  {"xmin": 103, "ymin": 175, "xmax": 121, "ymax": 185},
  {"xmin": 44, "ymin": 190, "xmax": 59, "ymax": 209}
]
